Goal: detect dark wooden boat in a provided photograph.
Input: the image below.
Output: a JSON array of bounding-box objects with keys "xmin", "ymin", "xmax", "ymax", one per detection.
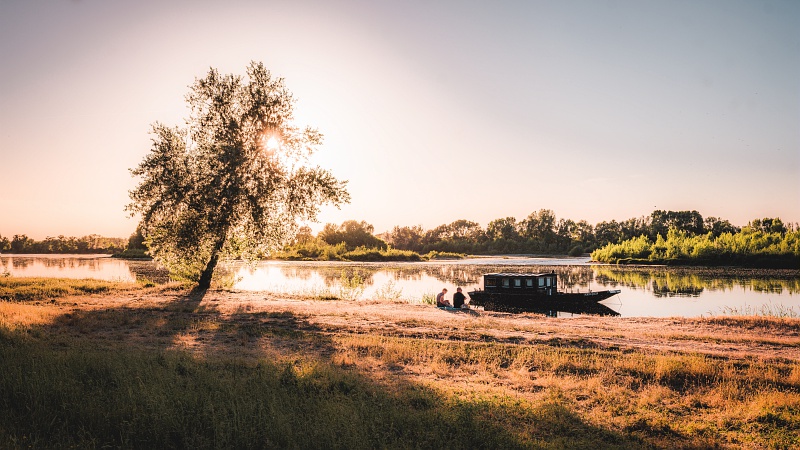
[{"xmin": 468, "ymin": 272, "xmax": 621, "ymax": 314}]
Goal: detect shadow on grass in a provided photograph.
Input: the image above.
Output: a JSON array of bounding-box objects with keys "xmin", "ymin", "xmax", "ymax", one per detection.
[{"xmin": 0, "ymin": 290, "xmax": 662, "ymax": 449}]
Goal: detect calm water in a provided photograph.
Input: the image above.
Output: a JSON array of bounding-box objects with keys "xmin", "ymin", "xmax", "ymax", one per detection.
[{"xmin": 2, "ymin": 255, "xmax": 798, "ymax": 318}]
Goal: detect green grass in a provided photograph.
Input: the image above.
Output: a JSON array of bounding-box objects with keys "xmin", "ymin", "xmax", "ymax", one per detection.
[
  {"xmin": 0, "ymin": 277, "xmax": 141, "ymax": 302},
  {"xmin": 112, "ymin": 248, "xmax": 151, "ymax": 259},
  {"xmin": 0, "ymin": 332, "xmax": 634, "ymax": 449}
]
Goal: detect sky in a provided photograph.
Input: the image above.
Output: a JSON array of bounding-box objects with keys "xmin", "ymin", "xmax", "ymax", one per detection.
[{"xmin": 1, "ymin": 0, "xmax": 798, "ymax": 240}]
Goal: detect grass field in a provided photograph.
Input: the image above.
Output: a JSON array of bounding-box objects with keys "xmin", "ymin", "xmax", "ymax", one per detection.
[{"xmin": 1, "ymin": 277, "xmax": 799, "ymax": 448}]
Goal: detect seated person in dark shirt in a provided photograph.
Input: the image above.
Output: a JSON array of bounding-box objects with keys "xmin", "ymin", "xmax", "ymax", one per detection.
[{"xmin": 452, "ymin": 287, "xmax": 467, "ymax": 308}]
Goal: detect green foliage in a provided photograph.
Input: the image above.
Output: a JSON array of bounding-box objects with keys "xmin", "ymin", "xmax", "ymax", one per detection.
[
  {"xmin": 275, "ymin": 221, "xmax": 421, "ymax": 261},
  {"xmin": 749, "ymin": 217, "xmax": 788, "ymax": 234},
  {"xmin": 337, "ymin": 271, "xmax": 365, "ymax": 300},
  {"xmin": 373, "ymin": 280, "xmax": 403, "ymax": 300},
  {"xmin": 127, "ymin": 62, "xmax": 349, "ymax": 288},
  {"xmin": 126, "ymin": 226, "xmax": 147, "ymax": 251},
  {"xmin": 344, "ymin": 246, "xmax": 421, "ymax": 262},
  {"xmin": 568, "ymin": 245, "xmax": 584, "ymax": 257},
  {"xmin": 8, "ymin": 208, "xmax": 794, "ymax": 269},
  {"xmin": 275, "ymin": 238, "xmax": 347, "ymax": 261},
  {"xmin": 486, "ymin": 216, "xmax": 520, "ymax": 241},
  {"xmin": 275, "ymin": 211, "xmax": 794, "ymax": 263},
  {"xmin": 382, "ymin": 225, "xmax": 425, "ymax": 252},
  {"xmin": 382, "ymin": 209, "xmax": 732, "ymax": 256},
  {"xmin": 649, "ymin": 210, "xmax": 705, "ymax": 238},
  {"xmin": 318, "ymin": 220, "xmax": 387, "ymax": 250},
  {"xmin": 592, "ymin": 224, "xmax": 800, "ymax": 268},
  {"xmin": 112, "ymin": 248, "xmax": 150, "ymax": 259},
  {"xmin": 275, "ymin": 240, "xmax": 421, "ymax": 262},
  {"xmin": 423, "ymin": 251, "xmax": 464, "ymax": 260},
  {"xmin": 419, "ymin": 293, "xmax": 437, "ymax": 305}
]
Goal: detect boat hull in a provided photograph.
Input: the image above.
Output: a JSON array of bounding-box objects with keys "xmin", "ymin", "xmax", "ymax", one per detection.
[{"xmin": 468, "ymin": 289, "xmax": 621, "ymax": 315}]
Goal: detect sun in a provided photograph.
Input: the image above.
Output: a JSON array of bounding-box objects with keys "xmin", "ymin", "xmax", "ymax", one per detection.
[{"xmin": 265, "ymin": 136, "xmax": 280, "ymax": 150}]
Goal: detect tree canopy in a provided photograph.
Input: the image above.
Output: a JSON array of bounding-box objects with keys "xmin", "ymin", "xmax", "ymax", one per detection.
[
  {"xmin": 127, "ymin": 62, "xmax": 349, "ymax": 288},
  {"xmin": 318, "ymin": 220, "xmax": 387, "ymax": 250}
]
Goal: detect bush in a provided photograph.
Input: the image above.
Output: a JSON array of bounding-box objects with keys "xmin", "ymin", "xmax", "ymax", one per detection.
[
  {"xmin": 568, "ymin": 246, "xmax": 584, "ymax": 257},
  {"xmin": 591, "ymin": 227, "xmax": 800, "ymax": 268},
  {"xmin": 345, "ymin": 247, "xmax": 422, "ymax": 262}
]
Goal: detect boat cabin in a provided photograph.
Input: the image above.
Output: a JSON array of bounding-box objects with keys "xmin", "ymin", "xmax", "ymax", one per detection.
[{"xmin": 482, "ymin": 272, "xmax": 558, "ymax": 295}]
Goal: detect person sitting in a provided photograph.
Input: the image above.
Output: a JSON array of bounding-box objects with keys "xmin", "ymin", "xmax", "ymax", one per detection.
[
  {"xmin": 436, "ymin": 288, "xmax": 451, "ymax": 308},
  {"xmin": 452, "ymin": 287, "xmax": 467, "ymax": 309}
]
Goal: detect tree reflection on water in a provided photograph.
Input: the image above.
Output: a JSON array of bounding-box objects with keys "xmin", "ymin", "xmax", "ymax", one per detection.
[
  {"xmin": 232, "ymin": 262, "xmax": 800, "ymax": 299},
  {"xmin": 592, "ymin": 266, "xmax": 800, "ymax": 297}
]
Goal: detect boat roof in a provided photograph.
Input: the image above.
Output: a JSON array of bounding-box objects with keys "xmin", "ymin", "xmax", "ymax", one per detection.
[{"xmin": 484, "ymin": 272, "xmax": 555, "ymax": 277}]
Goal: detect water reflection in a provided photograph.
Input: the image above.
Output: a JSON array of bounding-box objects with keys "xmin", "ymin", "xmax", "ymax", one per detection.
[
  {"xmin": 2, "ymin": 255, "xmax": 798, "ymax": 318},
  {"xmin": 232, "ymin": 262, "xmax": 799, "ymax": 298},
  {"xmin": 0, "ymin": 255, "xmax": 170, "ymax": 283},
  {"xmin": 592, "ymin": 266, "xmax": 800, "ymax": 296},
  {"xmin": 231, "ymin": 262, "xmax": 799, "ymax": 318},
  {"xmin": 508, "ymin": 302, "xmax": 621, "ymax": 317}
]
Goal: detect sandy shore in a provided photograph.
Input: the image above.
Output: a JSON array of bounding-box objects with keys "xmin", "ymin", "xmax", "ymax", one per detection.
[{"xmin": 49, "ymin": 288, "xmax": 800, "ymax": 364}]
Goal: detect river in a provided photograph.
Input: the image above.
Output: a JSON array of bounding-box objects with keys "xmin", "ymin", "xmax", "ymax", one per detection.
[{"xmin": 2, "ymin": 254, "xmax": 798, "ymax": 318}]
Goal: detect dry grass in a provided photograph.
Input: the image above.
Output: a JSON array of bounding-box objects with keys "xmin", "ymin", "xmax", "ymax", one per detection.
[
  {"xmin": 0, "ymin": 301, "xmax": 61, "ymax": 330},
  {"xmin": 1, "ymin": 278, "xmax": 799, "ymax": 448}
]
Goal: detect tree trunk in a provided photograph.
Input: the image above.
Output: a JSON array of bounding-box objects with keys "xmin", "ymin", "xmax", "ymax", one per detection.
[{"xmin": 197, "ymin": 236, "xmax": 226, "ymax": 290}]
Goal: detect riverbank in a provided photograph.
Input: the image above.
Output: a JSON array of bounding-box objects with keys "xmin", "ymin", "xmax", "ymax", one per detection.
[{"xmin": 1, "ymin": 281, "xmax": 799, "ymax": 448}]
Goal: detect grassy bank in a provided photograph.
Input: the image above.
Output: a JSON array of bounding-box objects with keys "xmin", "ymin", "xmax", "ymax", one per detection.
[
  {"xmin": 591, "ymin": 229, "xmax": 800, "ymax": 269},
  {"xmin": 0, "ymin": 276, "xmax": 142, "ymax": 302},
  {"xmin": 1, "ymin": 278, "xmax": 799, "ymax": 448},
  {"xmin": 274, "ymin": 243, "xmax": 464, "ymax": 262}
]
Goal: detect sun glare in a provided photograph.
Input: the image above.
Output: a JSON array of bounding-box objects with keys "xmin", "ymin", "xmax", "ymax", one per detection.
[{"xmin": 266, "ymin": 136, "xmax": 280, "ymax": 150}]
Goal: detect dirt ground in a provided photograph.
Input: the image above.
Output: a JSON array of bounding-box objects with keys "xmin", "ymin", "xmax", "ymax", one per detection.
[{"xmin": 48, "ymin": 288, "xmax": 800, "ymax": 364}]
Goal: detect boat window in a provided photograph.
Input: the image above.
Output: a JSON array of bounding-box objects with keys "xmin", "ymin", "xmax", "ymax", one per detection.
[
  {"xmin": 546, "ymin": 277, "xmax": 554, "ymax": 287},
  {"xmin": 513, "ymin": 279, "xmax": 521, "ymax": 288},
  {"xmin": 485, "ymin": 278, "xmax": 496, "ymax": 287},
  {"xmin": 502, "ymin": 278, "xmax": 509, "ymax": 288},
  {"xmin": 538, "ymin": 278, "xmax": 545, "ymax": 287},
  {"xmin": 525, "ymin": 279, "xmax": 533, "ymax": 287}
]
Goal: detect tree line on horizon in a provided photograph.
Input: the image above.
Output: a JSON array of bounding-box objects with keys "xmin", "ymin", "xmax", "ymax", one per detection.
[
  {"xmin": 281, "ymin": 209, "xmax": 797, "ymax": 258},
  {"xmin": 2, "ymin": 210, "xmax": 795, "ymax": 261},
  {"xmin": 0, "ymin": 234, "xmax": 126, "ymax": 255},
  {"xmin": 2, "ymin": 209, "xmax": 795, "ymax": 259},
  {"xmin": 0, "ymin": 209, "xmax": 800, "ymax": 268}
]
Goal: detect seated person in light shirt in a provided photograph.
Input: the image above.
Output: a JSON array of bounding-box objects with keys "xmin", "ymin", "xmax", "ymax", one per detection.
[{"xmin": 436, "ymin": 288, "xmax": 451, "ymax": 307}]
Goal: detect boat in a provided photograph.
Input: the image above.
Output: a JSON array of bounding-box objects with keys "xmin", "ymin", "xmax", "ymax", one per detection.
[{"xmin": 468, "ymin": 272, "xmax": 621, "ymax": 314}]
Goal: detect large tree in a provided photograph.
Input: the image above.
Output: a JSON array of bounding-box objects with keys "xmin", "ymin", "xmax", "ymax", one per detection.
[{"xmin": 128, "ymin": 62, "xmax": 349, "ymax": 289}]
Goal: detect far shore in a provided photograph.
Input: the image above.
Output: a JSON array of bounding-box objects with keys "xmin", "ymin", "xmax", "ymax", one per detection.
[{"xmin": 4, "ymin": 251, "xmax": 799, "ymax": 272}]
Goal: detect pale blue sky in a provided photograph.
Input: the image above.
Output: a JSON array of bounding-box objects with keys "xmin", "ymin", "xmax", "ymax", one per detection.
[{"xmin": 1, "ymin": 0, "xmax": 798, "ymax": 239}]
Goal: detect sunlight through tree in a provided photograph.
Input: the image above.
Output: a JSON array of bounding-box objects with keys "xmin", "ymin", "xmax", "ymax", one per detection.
[{"xmin": 128, "ymin": 62, "xmax": 349, "ymax": 289}]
